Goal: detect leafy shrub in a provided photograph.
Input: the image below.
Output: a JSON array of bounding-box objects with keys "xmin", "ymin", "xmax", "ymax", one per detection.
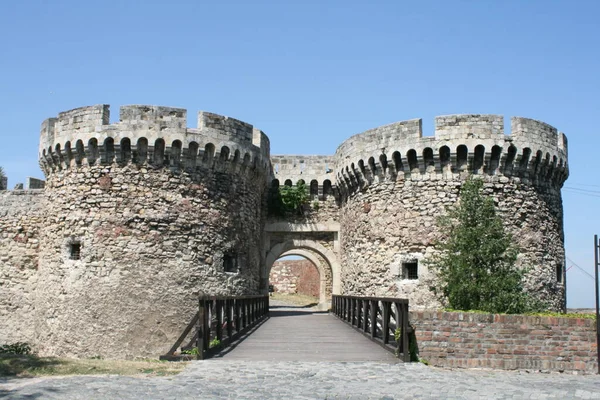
[
  {"xmin": 0, "ymin": 342, "xmax": 32, "ymax": 355},
  {"xmin": 268, "ymin": 181, "xmax": 309, "ymax": 216}
]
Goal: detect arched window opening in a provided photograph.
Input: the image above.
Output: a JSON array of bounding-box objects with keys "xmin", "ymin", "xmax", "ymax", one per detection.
[
  {"xmin": 379, "ymin": 154, "xmax": 388, "ymax": 173},
  {"xmin": 87, "ymin": 138, "xmax": 99, "ymax": 166},
  {"xmin": 423, "ymin": 148, "xmax": 434, "ymax": 170},
  {"xmin": 54, "ymin": 144, "xmax": 63, "ymax": 169},
  {"xmin": 392, "ymin": 151, "xmax": 403, "ymax": 173},
  {"xmin": 457, "ymin": 145, "xmax": 468, "ymax": 170},
  {"xmin": 203, "ymin": 143, "xmax": 215, "ymax": 164},
  {"xmin": 136, "ymin": 138, "xmax": 148, "ymax": 164},
  {"xmin": 187, "ymin": 141, "xmax": 199, "ymax": 170},
  {"xmin": 439, "ymin": 146, "xmax": 450, "ymax": 170},
  {"xmin": 75, "ymin": 140, "xmax": 85, "ymax": 166},
  {"xmin": 242, "ymin": 153, "xmax": 251, "ymax": 168},
  {"xmin": 153, "ymin": 139, "xmax": 165, "ymax": 166},
  {"xmin": 310, "ymin": 180, "xmax": 319, "ymax": 197},
  {"xmin": 505, "ymin": 145, "xmax": 517, "ymax": 167},
  {"xmin": 323, "ymin": 179, "xmax": 332, "ymax": 197},
  {"xmin": 103, "ymin": 137, "xmax": 115, "ymax": 165},
  {"xmin": 64, "ymin": 142, "xmax": 72, "ymax": 167},
  {"xmin": 407, "ymin": 149, "xmax": 418, "ymax": 171},
  {"xmin": 368, "ymin": 157, "xmax": 376, "ymax": 173},
  {"xmin": 120, "ymin": 138, "xmax": 132, "ymax": 164},
  {"xmin": 284, "ymin": 179, "xmax": 292, "ymax": 187},
  {"xmin": 358, "ymin": 160, "xmax": 366, "ymax": 175},
  {"xmin": 489, "ymin": 145, "xmax": 502, "ymax": 173},
  {"xmin": 220, "ymin": 146, "xmax": 230, "ymax": 162},
  {"xmin": 170, "ymin": 140, "xmax": 182, "ymax": 167},
  {"xmin": 520, "ymin": 148, "xmax": 532, "ymax": 170},
  {"xmin": 473, "ymin": 145, "xmax": 485, "ymax": 172}
]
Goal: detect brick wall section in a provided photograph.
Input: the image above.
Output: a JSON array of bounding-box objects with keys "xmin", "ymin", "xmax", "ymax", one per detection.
[
  {"xmin": 410, "ymin": 311, "xmax": 597, "ymax": 374},
  {"xmin": 270, "ymin": 260, "xmax": 319, "ymax": 297}
]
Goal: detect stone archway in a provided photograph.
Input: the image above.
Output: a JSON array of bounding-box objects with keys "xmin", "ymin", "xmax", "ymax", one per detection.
[
  {"xmin": 265, "ymin": 239, "xmax": 341, "ymax": 309},
  {"xmin": 276, "ymin": 249, "xmax": 328, "ymax": 306}
]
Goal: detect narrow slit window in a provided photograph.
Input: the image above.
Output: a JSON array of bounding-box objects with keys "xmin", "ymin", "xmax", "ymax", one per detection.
[
  {"xmin": 70, "ymin": 243, "xmax": 81, "ymax": 260},
  {"xmin": 556, "ymin": 264, "xmax": 563, "ymax": 283},
  {"xmin": 402, "ymin": 262, "xmax": 418, "ymax": 280},
  {"xmin": 223, "ymin": 253, "xmax": 238, "ymax": 273}
]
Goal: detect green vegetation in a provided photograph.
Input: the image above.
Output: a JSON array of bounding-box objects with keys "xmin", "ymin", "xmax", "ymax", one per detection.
[
  {"xmin": 268, "ymin": 181, "xmax": 309, "ymax": 216},
  {"xmin": 181, "ymin": 347, "xmax": 200, "ymax": 356},
  {"xmin": 443, "ymin": 308, "xmax": 596, "ymax": 319},
  {"xmin": 0, "ymin": 341, "xmax": 187, "ymax": 377},
  {"xmin": 0, "ymin": 342, "xmax": 31, "ymax": 355},
  {"xmin": 0, "ymin": 354, "xmax": 187, "ymax": 377},
  {"xmin": 429, "ymin": 178, "xmax": 543, "ymax": 314},
  {"xmin": 209, "ymin": 339, "xmax": 221, "ymax": 349},
  {"xmin": 393, "ymin": 327, "xmax": 419, "ymax": 362}
]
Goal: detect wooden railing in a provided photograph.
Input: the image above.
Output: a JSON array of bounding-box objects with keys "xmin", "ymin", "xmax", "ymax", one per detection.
[
  {"xmin": 161, "ymin": 294, "xmax": 269, "ymax": 360},
  {"xmin": 332, "ymin": 295, "xmax": 411, "ymax": 362}
]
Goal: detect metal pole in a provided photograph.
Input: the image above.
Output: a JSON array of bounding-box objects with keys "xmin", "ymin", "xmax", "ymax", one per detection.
[{"xmin": 595, "ymin": 235, "xmax": 600, "ymax": 374}]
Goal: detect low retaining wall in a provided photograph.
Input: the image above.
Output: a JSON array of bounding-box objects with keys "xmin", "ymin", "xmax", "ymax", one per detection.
[{"xmin": 410, "ymin": 311, "xmax": 597, "ymax": 374}]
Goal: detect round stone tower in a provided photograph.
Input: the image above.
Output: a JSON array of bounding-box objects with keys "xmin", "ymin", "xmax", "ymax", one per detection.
[
  {"xmin": 36, "ymin": 105, "xmax": 271, "ymax": 358},
  {"xmin": 334, "ymin": 115, "xmax": 568, "ymax": 311}
]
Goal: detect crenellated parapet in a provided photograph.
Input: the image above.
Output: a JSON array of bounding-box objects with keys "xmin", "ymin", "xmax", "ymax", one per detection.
[
  {"xmin": 334, "ymin": 114, "xmax": 568, "ymax": 195},
  {"xmin": 39, "ymin": 105, "xmax": 272, "ymax": 178},
  {"xmin": 270, "ymin": 155, "xmax": 337, "ymax": 199}
]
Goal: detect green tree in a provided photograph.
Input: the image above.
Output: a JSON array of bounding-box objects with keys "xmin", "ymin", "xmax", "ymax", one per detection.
[{"xmin": 429, "ymin": 178, "xmax": 542, "ymax": 314}]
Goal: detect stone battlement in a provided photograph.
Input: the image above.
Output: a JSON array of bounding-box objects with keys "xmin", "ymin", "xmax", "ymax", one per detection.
[
  {"xmin": 0, "ymin": 105, "xmax": 571, "ymax": 359},
  {"xmin": 334, "ymin": 114, "xmax": 568, "ymax": 194},
  {"xmin": 39, "ymin": 105, "xmax": 271, "ymax": 176}
]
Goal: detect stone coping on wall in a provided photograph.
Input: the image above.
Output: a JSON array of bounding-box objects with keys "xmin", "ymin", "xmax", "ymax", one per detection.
[
  {"xmin": 410, "ymin": 310, "xmax": 597, "ymax": 374},
  {"xmin": 264, "ymin": 221, "xmax": 340, "ymax": 232}
]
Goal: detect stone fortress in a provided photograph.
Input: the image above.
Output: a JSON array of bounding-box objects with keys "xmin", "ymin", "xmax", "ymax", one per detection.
[{"xmin": 0, "ymin": 104, "xmax": 568, "ymax": 359}]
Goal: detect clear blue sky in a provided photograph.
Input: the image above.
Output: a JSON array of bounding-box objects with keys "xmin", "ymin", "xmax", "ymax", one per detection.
[{"xmin": 1, "ymin": 0, "xmax": 598, "ymax": 307}]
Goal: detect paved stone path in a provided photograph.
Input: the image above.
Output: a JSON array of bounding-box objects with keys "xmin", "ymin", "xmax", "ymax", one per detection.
[{"xmin": 1, "ymin": 303, "xmax": 600, "ymax": 399}]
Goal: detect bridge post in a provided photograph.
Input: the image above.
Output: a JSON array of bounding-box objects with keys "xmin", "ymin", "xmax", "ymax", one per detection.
[
  {"xmin": 197, "ymin": 297, "xmax": 207, "ymax": 360},
  {"xmin": 370, "ymin": 300, "xmax": 377, "ymax": 338}
]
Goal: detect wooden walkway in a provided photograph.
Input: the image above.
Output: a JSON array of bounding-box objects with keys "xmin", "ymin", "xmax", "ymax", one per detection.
[{"xmin": 213, "ymin": 302, "xmax": 398, "ymax": 362}]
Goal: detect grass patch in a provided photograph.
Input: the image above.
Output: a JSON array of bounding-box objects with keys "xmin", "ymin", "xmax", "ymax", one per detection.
[
  {"xmin": 443, "ymin": 308, "xmax": 596, "ymax": 320},
  {"xmin": 0, "ymin": 354, "xmax": 188, "ymax": 377},
  {"xmin": 271, "ymin": 293, "xmax": 319, "ymax": 308}
]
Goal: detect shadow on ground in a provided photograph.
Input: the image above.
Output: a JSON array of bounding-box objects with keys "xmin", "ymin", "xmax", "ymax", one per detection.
[{"xmin": 0, "ymin": 354, "xmax": 64, "ymax": 378}]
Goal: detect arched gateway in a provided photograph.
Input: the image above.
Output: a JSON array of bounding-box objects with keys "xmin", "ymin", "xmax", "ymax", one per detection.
[{"xmin": 264, "ymin": 222, "xmax": 341, "ymax": 310}]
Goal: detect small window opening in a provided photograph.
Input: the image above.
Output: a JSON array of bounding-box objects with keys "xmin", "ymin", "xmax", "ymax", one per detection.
[
  {"xmin": 402, "ymin": 262, "xmax": 418, "ymax": 280},
  {"xmin": 70, "ymin": 242, "xmax": 81, "ymax": 260},
  {"xmin": 223, "ymin": 253, "xmax": 238, "ymax": 273},
  {"xmin": 556, "ymin": 264, "xmax": 563, "ymax": 283}
]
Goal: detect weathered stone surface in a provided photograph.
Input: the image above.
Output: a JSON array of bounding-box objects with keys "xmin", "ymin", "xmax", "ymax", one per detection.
[{"xmin": 0, "ymin": 107, "xmax": 569, "ymax": 359}]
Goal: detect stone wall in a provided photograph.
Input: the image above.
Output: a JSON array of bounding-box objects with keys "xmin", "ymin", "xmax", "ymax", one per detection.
[
  {"xmin": 0, "ymin": 190, "xmax": 44, "ymax": 344},
  {"xmin": 270, "ymin": 259, "xmax": 320, "ymax": 297},
  {"xmin": 0, "ymin": 108, "xmax": 572, "ymax": 360},
  {"xmin": 410, "ymin": 311, "xmax": 596, "ymax": 374},
  {"xmin": 33, "ymin": 105, "xmax": 270, "ymax": 359},
  {"xmin": 335, "ymin": 114, "xmax": 568, "ymax": 311},
  {"xmin": 339, "ymin": 176, "xmax": 565, "ymax": 310}
]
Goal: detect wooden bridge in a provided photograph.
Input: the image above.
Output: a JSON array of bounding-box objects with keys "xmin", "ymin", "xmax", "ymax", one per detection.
[{"xmin": 162, "ymin": 295, "xmax": 411, "ymax": 362}]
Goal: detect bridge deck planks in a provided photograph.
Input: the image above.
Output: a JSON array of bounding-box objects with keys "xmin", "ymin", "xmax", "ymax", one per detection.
[{"xmin": 214, "ymin": 303, "xmax": 399, "ymax": 362}]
